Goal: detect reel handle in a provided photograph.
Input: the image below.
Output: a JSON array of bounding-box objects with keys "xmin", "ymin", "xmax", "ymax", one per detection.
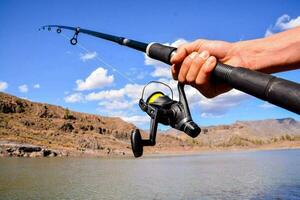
[
  {"xmin": 131, "ymin": 106, "xmax": 158, "ymax": 158},
  {"xmin": 147, "ymin": 43, "xmax": 300, "ymax": 115},
  {"xmin": 177, "ymin": 83, "xmax": 201, "ymax": 138}
]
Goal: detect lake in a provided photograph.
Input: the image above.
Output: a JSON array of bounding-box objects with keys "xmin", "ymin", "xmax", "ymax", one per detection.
[{"xmin": 1, "ymin": 149, "xmax": 300, "ymax": 200}]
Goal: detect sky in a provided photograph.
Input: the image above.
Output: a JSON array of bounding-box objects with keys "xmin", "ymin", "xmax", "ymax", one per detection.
[{"xmin": 0, "ymin": 0, "xmax": 300, "ymax": 129}]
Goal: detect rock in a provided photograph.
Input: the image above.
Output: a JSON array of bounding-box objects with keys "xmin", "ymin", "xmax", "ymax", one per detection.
[
  {"xmin": 21, "ymin": 120, "xmax": 35, "ymax": 127},
  {"xmin": 0, "ymin": 102, "xmax": 17, "ymax": 113},
  {"xmin": 38, "ymin": 105, "xmax": 58, "ymax": 118},
  {"xmin": 30, "ymin": 151, "xmax": 43, "ymax": 157},
  {"xmin": 80, "ymin": 125, "xmax": 94, "ymax": 131},
  {"xmin": 48, "ymin": 151, "xmax": 57, "ymax": 157},
  {"xmin": 6, "ymin": 147, "xmax": 15, "ymax": 153},
  {"xmin": 106, "ymin": 147, "xmax": 111, "ymax": 154},
  {"xmin": 60, "ymin": 123, "xmax": 74, "ymax": 132},
  {"xmin": 42, "ymin": 149, "xmax": 52, "ymax": 157},
  {"xmin": 77, "ymin": 137, "xmax": 102, "ymax": 150},
  {"xmin": 23, "ymin": 153, "xmax": 30, "ymax": 157},
  {"xmin": 19, "ymin": 146, "xmax": 42, "ymax": 153},
  {"xmin": 112, "ymin": 130, "xmax": 129, "ymax": 140},
  {"xmin": 64, "ymin": 114, "xmax": 77, "ymax": 120},
  {"xmin": 59, "ymin": 151, "xmax": 69, "ymax": 157},
  {"xmin": 63, "ymin": 108, "xmax": 77, "ymax": 120}
]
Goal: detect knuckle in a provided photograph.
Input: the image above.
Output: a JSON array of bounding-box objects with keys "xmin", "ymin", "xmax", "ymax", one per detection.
[
  {"xmin": 195, "ymin": 78, "xmax": 204, "ymax": 86},
  {"xmin": 178, "ymin": 75, "xmax": 185, "ymax": 83},
  {"xmin": 186, "ymin": 75, "xmax": 195, "ymax": 84},
  {"xmin": 194, "ymin": 56, "xmax": 205, "ymax": 65}
]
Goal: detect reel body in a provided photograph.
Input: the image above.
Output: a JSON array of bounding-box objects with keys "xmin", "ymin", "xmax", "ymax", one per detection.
[{"xmin": 131, "ymin": 81, "xmax": 201, "ymax": 157}]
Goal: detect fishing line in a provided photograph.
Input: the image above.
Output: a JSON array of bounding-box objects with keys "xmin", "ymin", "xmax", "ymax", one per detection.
[{"xmin": 60, "ymin": 32, "xmax": 136, "ymax": 84}]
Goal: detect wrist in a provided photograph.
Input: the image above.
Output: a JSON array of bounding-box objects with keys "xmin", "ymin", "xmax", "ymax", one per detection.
[
  {"xmin": 231, "ymin": 39, "xmax": 270, "ymax": 72},
  {"xmin": 232, "ymin": 32, "xmax": 300, "ymax": 73}
]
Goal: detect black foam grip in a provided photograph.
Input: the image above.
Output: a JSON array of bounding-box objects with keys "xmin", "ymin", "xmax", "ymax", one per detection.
[
  {"xmin": 148, "ymin": 43, "xmax": 176, "ymax": 65},
  {"xmin": 213, "ymin": 62, "xmax": 300, "ymax": 114}
]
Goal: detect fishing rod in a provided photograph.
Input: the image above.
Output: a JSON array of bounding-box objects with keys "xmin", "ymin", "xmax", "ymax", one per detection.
[{"xmin": 41, "ymin": 25, "xmax": 300, "ymax": 157}]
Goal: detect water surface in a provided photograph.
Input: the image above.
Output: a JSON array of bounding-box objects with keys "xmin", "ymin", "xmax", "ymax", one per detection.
[{"xmin": 1, "ymin": 149, "xmax": 300, "ymax": 200}]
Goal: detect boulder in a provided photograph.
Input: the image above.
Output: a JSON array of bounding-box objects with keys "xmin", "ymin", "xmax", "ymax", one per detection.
[
  {"xmin": 60, "ymin": 123, "xmax": 74, "ymax": 132},
  {"xmin": 30, "ymin": 151, "xmax": 43, "ymax": 157}
]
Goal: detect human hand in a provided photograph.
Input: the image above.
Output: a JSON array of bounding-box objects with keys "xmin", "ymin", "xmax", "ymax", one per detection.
[{"xmin": 171, "ymin": 39, "xmax": 249, "ymax": 98}]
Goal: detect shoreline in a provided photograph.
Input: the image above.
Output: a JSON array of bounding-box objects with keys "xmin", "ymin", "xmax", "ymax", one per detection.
[
  {"xmin": 143, "ymin": 146, "xmax": 300, "ymax": 158},
  {"xmin": 1, "ymin": 140, "xmax": 300, "ymax": 158}
]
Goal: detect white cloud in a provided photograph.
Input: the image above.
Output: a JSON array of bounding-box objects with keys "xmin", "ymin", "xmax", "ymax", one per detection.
[
  {"xmin": 0, "ymin": 81, "xmax": 8, "ymax": 91},
  {"xmin": 79, "ymin": 51, "xmax": 97, "ymax": 62},
  {"xmin": 259, "ymin": 102, "xmax": 275, "ymax": 109},
  {"xmin": 76, "ymin": 67, "xmax": 114, "ymax": 91},
  {"xmin": 98, "ymin": 100, "xmax": 134, "ymax": 110},
  {"xmin": 200, "ymin": 113, "xmax": 224, "ymax": 118},
  {"xmin": 198, "ymin": 89, "xmax": 249, "ymax": 117},
  {"xmin": 20, "ymin": 97, "xmax": 29, "ymax": 100},
  {"xmin": 85, "ymin": 83, "xmax": 144, "ymax": 102},
  {"xmin": 64, "ymin": 93, "xmax": 84, "ymax": 103},
  {"xmin": 152, "ymin": 66, "xmax": 172, "ymax": 78},
  {"xmin": 265, "ymin": 14, "xmax": 300, "ymax": 37},
  {"xmin": 19, "ymin": 84, "xmax": 28, "ymax": 93},
  {"xmin": 120, "ymin": 115, "xmax": 150, "ymax": 126},
  {"xmin": 33, "ymin": 84, "xmax": 40, "ymax": 89},
  {"xmin": 86, "ymin": 89, "xmax": 125, "ymax": 101}
]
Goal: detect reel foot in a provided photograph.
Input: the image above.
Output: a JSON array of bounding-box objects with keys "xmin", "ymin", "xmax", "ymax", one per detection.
[{"xmin": 131, "ymin": 129, "xmax": 143, "ymax": 158}]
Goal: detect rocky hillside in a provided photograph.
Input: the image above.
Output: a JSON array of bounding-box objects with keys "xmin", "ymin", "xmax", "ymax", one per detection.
[
  {"xmin": 166, "ymin": 118, "xmax": 300, "ymax": 148},
  {"xmin": 0, "ymin": 92, "xmax": 300, "ymax": 157},
  {"xmin": 0, "ymin": 92, "xmax": 137, "ymax": 157}
]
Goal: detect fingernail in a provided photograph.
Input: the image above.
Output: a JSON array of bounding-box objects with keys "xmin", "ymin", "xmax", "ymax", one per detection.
[
  {"xmin": 207, "ymin": 56, "xmax": 215, "ymax": 63},
  {"xmin": 199, "ymin": 51, "xmax": 209, "ymax": 59},
  {"xmin": 189, "ymin": 52, "xmax": 198, "ymax": 59}
]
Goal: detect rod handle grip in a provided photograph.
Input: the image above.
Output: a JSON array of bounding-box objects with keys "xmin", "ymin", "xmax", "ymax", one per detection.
[
  {"xmin": 147, "ymin": 43, "xmax": 176, "ymax": 65},
  {"xmin": 213, "ymin": 62, "xmax": 300, "ymax": 114}
]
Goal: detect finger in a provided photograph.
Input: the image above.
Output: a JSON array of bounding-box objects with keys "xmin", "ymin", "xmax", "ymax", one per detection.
[
  {"xmin": 186, "ymin": 51, "xmax": 209, "ymax": 84},
  {"xmin": 195, "ymin": 56, "xmax": 217, "ymax": 85},
  {"xmin": 171, "ymin": 64, "xmax": 179, "ymax": 80},
  {"xmin": 178, "ymin": 52, "xmax": 198, "ymax": 83},
  {"xmin": 171, "ymin": 40, "xmax": 206, "ymax": 64},
  {"xmin": 170, "ymin": 45, "xmax": 188, "ymax": 64}
]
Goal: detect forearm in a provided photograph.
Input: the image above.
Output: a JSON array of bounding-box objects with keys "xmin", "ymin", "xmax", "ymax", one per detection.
[{"xmin": 233, "ymin": 27, "xmax": 300, "ymax": 73}]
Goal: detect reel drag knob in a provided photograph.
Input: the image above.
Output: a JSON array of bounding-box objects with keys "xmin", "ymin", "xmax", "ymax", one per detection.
[{"xmin": 131, "ymin": 129, "xmax": 143, "ymax": 158}]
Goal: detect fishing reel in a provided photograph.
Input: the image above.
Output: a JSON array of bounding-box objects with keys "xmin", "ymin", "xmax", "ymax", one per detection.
[{"xmin": 131, "ymin": 81, "xmax": 201, "ymax": 157}]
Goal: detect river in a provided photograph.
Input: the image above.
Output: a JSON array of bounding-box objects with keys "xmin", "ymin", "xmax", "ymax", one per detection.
[{"xmin": 1, "ymin": 149, "xmax": 300, "ymax": 200}]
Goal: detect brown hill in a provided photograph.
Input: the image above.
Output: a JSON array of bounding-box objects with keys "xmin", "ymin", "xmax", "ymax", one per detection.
[
  {"xmin": 0, "ymin": 92, "xmax": 136, "ymax": 157},
  {"xmin": 0, "ymin": 92, "xmax": 299, "ymax": 157},
  {"xmin": 165, "ymin": 118, "xmax": 300, "ymax": 149}
]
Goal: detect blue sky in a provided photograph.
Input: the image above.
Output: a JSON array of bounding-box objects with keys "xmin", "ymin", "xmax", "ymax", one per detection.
[{"xmin": 0, "ymin": 0, "xmax": 300, "ymax": 129}]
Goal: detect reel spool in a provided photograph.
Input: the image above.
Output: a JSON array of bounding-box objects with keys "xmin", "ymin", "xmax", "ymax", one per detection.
[{"xmin": 131, "ymin": 81, "xmax": 201, "ymax": 157}]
